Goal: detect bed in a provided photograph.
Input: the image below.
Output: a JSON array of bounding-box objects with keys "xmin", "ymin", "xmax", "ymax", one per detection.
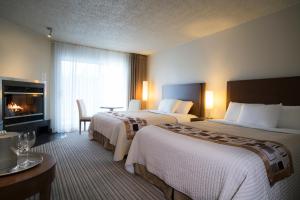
[
  {"xmin": 88, "ymin": 83, "xmax": 206, "ymax": 161},
  {"xmin": 125, "ymin": 76, "xmax": 300, "ymax": 200}
]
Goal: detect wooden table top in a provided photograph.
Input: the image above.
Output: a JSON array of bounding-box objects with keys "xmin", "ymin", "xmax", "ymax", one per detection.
[
  {"xmin": 0, "ymin": 153, "xmax": 56, "ymax": 200},
  {"xmin": 0, "ymin": 153, "xmax": 55, "ymax": 187}
]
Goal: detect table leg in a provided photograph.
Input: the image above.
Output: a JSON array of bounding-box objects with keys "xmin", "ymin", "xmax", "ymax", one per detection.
[{"xmin": 40, "ymin": 184, "xmax": 51, "ymax": 200}]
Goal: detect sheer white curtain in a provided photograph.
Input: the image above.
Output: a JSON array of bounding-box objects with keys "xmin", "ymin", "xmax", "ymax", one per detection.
[{"xmin": 51, "ymin": 42, "xmax": 129, "ymax": 132}]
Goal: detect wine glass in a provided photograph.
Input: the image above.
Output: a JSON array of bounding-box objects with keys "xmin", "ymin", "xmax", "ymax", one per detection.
[
  {"xmin": 17, "ymin": 133, "xmax": 29, "ymax": 167},
  {"xmin": 16, "ymin": 134, "xmax": 23, "ymax": 156},
  {"xmin": 27, "ymin": 131, "xmax": 36, "ymax": 149}
]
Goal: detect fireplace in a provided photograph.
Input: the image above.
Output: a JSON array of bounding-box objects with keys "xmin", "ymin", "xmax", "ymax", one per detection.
[{"xmin": 1, "ymin": 79, "xmax": 49, "ymax": 133}]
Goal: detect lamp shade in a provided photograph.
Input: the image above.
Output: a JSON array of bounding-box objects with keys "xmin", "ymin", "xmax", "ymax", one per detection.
[
  {"xmin": 142, "ymin": 81, "xmax": 148, "ymax": 101},
  {"xmin": 205, "ymin": 91, "xmax": 214, "ymax": 109}
]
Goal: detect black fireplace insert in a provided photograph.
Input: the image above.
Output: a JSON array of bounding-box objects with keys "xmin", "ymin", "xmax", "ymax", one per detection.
[{"xmin": 2, "ymin": 80, "xmax": 45, "ymax": 129}]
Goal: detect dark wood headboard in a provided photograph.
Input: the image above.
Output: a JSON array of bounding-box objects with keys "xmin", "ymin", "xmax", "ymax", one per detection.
[
  {"xmin": 227, "ymin": 76, "xmax": 300, "ymax": 108},
  {"xmin": 162, "ymin": 83, "xmax": 206, "ymax": 117}
]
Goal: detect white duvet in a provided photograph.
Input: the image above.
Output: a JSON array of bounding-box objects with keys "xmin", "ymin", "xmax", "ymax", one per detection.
[
  {"xmin": 88, "ymin": 110, "xmax": 196, "ymax": 161},
  {"xmin": 125, "ymin": 121, "xmax": 300, "ymax": 200}
]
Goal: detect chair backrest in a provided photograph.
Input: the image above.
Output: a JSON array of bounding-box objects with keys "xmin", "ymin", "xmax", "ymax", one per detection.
[
  {"xmin": 76, "ymin": 99, "xmax": 88, "ymax": 118},
  {"xmin": 128, "ymin": 99, "xmax": 141, "ymax": 111}
]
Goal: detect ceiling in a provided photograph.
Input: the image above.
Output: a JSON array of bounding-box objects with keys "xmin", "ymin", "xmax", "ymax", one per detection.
[{"xmin": 0, "ymin": 0, "xmax": 299, "ymax": 55}]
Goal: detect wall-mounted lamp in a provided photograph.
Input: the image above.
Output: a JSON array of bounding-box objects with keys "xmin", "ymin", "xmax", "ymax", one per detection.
[
  {"xmin": 142, "ymin": 81, "xmax": 148, "ymax": 101},
  {"xmin": 47, "ymin": 27, "xmax": 53, "ymax": 38},
  {"xmin": 205, "ymin": 90, "xmax": 214, "ymax": 118}
]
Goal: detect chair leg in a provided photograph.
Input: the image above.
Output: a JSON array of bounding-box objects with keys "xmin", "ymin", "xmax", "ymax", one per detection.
[
  {"xmin": 79, "ymin": 120, "xmax": 81, "ymax": 134},
  {"xmin": 84, "ymin": 121, "xmax": 86, "ymax": 131}
]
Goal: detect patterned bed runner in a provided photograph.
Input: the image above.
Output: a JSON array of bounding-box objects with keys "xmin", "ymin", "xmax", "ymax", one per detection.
[
  {"xmin": 105, "ymin": 112, "xmax": 147, "ymax": 139},
  {"xmin": 158, "ymin": 123, "xmax": 293, "ymax": 185}
]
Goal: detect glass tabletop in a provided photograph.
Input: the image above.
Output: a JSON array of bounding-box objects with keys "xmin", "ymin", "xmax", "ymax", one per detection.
[{"xmin": 100, "ymin": 106, "xmax": 123, "ymax": 111}]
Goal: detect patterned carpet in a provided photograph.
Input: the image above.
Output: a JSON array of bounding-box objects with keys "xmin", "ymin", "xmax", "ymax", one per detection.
[{"xmin": 32, "ymin": 132, "xmax": 164, "ymax": 200}]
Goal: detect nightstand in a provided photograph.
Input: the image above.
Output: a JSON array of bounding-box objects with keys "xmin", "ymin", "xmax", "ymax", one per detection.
[{"xmin": 190, "ymin": 117, "xmax": 205, "ymax": 122}]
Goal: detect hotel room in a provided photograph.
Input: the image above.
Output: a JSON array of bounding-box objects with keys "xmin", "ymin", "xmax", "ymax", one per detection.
[{"xmin": 0, "ymin": 1, "xmax": 300, "ymax": 200}]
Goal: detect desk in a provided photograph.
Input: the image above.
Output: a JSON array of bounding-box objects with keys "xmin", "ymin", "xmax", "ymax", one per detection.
[
  {"xmin": 0, "ymin": 153, "xmax": 56, "ymax": 200},
  {"xmin": 100, "ymin": 106, "xmax": 123, "ymax": 111}
]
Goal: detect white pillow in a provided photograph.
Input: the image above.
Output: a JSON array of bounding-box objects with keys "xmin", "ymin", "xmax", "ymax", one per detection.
[
  {"xmin": 237, "ymin": 103, "xmax": 282, "ymax": 128},
  {"xmin": 175, "ymin": 101, "xmax": 194, "ymax": 114},
  {"xmin": 158, "ymin": 99, "xmax": 180, "ymax": 113},
  {"xmin": 224, "ymin": 102, "xmax": 243, "ymax": 122},
  {"xmin": 277, "ymin": 106, "xmax": 300, "ymax": 130}
]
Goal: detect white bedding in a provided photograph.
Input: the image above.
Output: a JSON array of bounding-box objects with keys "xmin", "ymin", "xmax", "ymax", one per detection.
[
  {"xmin": 125, "ymin": 121, "xmax": 300, "ymax": 200},
  {"xmin": 149, "ymin": 110, "xmax": 197, "ymax": 123},
  {"xmin": 210, "ymin": 119, "xmax": 300, "ymax": 134},
  {"xmin": 88, "ymin": 110, "xmax": 196, "ymax": 161}
]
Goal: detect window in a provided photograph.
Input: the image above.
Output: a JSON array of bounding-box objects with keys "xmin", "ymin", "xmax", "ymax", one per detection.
[{"xmin": 52, "ymin": 42, "xmax": 129, "ymax": 132}]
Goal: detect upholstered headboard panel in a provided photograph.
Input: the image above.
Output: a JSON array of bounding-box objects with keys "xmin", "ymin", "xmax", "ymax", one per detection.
[
  {"xmin": 227, "ymin": 76, "xmax": 300, "ymax": 108},
  {"xmin": 162, "ymin": 83, "xmax": 206, "ymax": 117}
]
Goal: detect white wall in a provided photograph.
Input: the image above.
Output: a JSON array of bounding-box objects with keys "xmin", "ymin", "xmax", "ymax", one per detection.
[
  {"xmin": 0, "ymin": 18, "xmax": 52, "ymax": 119},
  {"xmin": 149, "ymin": 4, "xmax": 300, "ymax": 118}
]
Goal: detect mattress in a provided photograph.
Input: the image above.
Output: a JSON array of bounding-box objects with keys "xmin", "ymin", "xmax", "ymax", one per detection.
[
  {"xmin": 88, "ymin": 110, "xmax": 196, "ymax": 161},
  {"xmin": 125, "ymin": 121, "xmax": 300, "ymax": 200}
]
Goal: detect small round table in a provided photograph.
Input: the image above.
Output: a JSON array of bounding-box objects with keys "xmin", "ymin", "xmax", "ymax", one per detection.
[
  {"xmin": 100, "ymin": 106, "xmax": 123, "ymax": 111},
  {"xmin": 0, "ymin": 153, "xmax": 56, "ymax": 200}
]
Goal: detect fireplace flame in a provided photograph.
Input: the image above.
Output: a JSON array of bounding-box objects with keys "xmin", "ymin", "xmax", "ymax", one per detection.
[{"xmin": 8, "ymin": 102, "xmax": 23, "ymax": 112}]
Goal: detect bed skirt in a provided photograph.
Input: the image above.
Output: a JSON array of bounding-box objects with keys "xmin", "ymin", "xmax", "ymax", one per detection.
[
  {"xmin": 134, "ymin": 164, "xmax": 191, "ymax": 200},
  {"xmin": 92, "ymin": 131, "xmax": 115, "ymax": 152}
]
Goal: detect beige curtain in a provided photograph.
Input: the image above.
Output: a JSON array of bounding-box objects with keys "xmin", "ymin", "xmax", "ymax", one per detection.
[{"xmin": 129, "ymin": 53, "xmax": 148, "ymax": 108}]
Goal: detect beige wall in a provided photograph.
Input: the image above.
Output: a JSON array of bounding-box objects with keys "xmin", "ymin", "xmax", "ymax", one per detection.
[
  {"xmin": 149, "ymin": 4, "xmax": 300, "ymax": 118},
  {"xmin": 0, "ymin": 18, "xmax": 52, "ymax": 119}
]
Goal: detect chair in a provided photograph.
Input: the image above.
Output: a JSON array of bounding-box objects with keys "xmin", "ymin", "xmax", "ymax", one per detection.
[
  {"xmin": 76, "ymin": 99, "xmax": 91, "ymax": 134},
  {"xmin": 128, "ymin": 99, "xmax": 141, "ymax": 111}
]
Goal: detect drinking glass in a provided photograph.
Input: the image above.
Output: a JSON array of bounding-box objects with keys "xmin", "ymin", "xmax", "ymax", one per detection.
[
  {"xmin": 27, "ymin": 131, "xmax": 36, "ymax": 149},
  {"xmin": 17, "ymin": 133, "xmax": 29, "ymax": 167}
]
